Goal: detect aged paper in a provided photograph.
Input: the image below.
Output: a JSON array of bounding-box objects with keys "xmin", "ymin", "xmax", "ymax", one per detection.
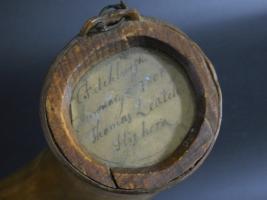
[{"xmin": 70, "ymin": 47, "xmax": 195, "ymax": 168}]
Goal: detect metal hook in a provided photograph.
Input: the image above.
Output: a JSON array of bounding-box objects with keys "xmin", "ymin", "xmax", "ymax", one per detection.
[
  {"xmin": 99, "ymin": 1, "xmax": 128, "ymax": 16},
  {"xmin": 80, "ymin": 1, "xmax": 140, "ymax": 36}
]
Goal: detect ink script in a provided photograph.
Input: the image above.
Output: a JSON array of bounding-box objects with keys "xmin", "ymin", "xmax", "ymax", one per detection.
[{"xmin": 70, "ymin": 47, "xmax": 196, "ymax": 168}]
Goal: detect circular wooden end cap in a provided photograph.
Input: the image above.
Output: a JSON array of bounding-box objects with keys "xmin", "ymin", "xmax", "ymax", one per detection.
[{"xmin": 40, "ymin": 16, "xmax": 222, "ymax": 193}]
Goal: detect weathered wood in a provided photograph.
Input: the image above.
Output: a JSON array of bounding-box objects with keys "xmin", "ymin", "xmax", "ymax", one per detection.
[
  {"xmin": 41, "ymin": 14, "xmax": 222, "ymax": 191},
  {"xmin": 0, "ymin": 3, "xmax": 222, "ymax": 200},
  {"xmin": 0, "ymin": 150, "xmax": 154, "ymax": 200}
]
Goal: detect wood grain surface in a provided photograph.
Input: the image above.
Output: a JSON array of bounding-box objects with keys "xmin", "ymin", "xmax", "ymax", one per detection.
[
  {"xmin": 42, "ymin": 15, "xmax": 222, "ymax": 191},
  {"xmin": 0, "ymin": 150, "xmax": 154, "ymax": 200},
  {"xmin": 0, "ymin": 6, "xmax": 222, "ymax": 200}
]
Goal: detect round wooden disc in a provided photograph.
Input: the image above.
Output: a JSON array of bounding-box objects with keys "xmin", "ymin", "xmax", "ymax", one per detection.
[{"xmin": 40, "ymin": 16, "xmax": 222, "ymax": 192}]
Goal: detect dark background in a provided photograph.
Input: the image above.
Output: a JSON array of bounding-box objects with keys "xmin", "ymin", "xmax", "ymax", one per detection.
[{"xmin": 0, "ymin": 0, "xmax": 267, "ymax": 199}]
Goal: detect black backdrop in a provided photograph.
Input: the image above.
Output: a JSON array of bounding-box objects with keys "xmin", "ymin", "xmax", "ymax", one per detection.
[{"xmin": 0, "ymin": 0, "xmax": 267, "ymax": 199}]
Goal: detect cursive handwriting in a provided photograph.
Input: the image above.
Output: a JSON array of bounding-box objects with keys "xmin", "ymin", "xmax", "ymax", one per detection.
[
  {"xmin": 76, "ymin": 56, "xmax": 146, "ymax": 104},
  {"xmin": 112, "ymin": 119, "xmax": 172, "ymax": 151},
  {"xmin": 137, "ymin": 88, "xmax": 178, "ymax": 117},
  {"xmin": 90, "ymin": 113, "xmax": 132, "ymax": 144}
]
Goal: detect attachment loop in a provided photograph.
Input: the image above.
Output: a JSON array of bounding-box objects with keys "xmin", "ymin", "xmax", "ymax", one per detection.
[{"xmin": 80, "ymin": 1, "xmax": 140, "ymax": 36}]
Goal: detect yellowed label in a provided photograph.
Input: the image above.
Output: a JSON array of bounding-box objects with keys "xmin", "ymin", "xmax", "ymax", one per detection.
[{"xmin": 70, "ymin": 47, "xmax": 195, "ymax": 168}]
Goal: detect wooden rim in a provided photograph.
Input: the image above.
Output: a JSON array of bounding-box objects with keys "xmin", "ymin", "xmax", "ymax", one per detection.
[{"xmin": 40, "ymin": 17, "xmax": 222, "ymax": 192}]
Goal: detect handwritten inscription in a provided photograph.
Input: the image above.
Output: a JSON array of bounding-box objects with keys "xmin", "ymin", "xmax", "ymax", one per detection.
[
  {"xmin": 91, "ymin": 113, "xmax": 132, "ymax": 144},
  {"xmin": 71, "ymin": 47, "xmax": 196, "ymax": 168},
  {"xmin": 113, "ymin": 119, "xmax": 172, "ymax": 151}
]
